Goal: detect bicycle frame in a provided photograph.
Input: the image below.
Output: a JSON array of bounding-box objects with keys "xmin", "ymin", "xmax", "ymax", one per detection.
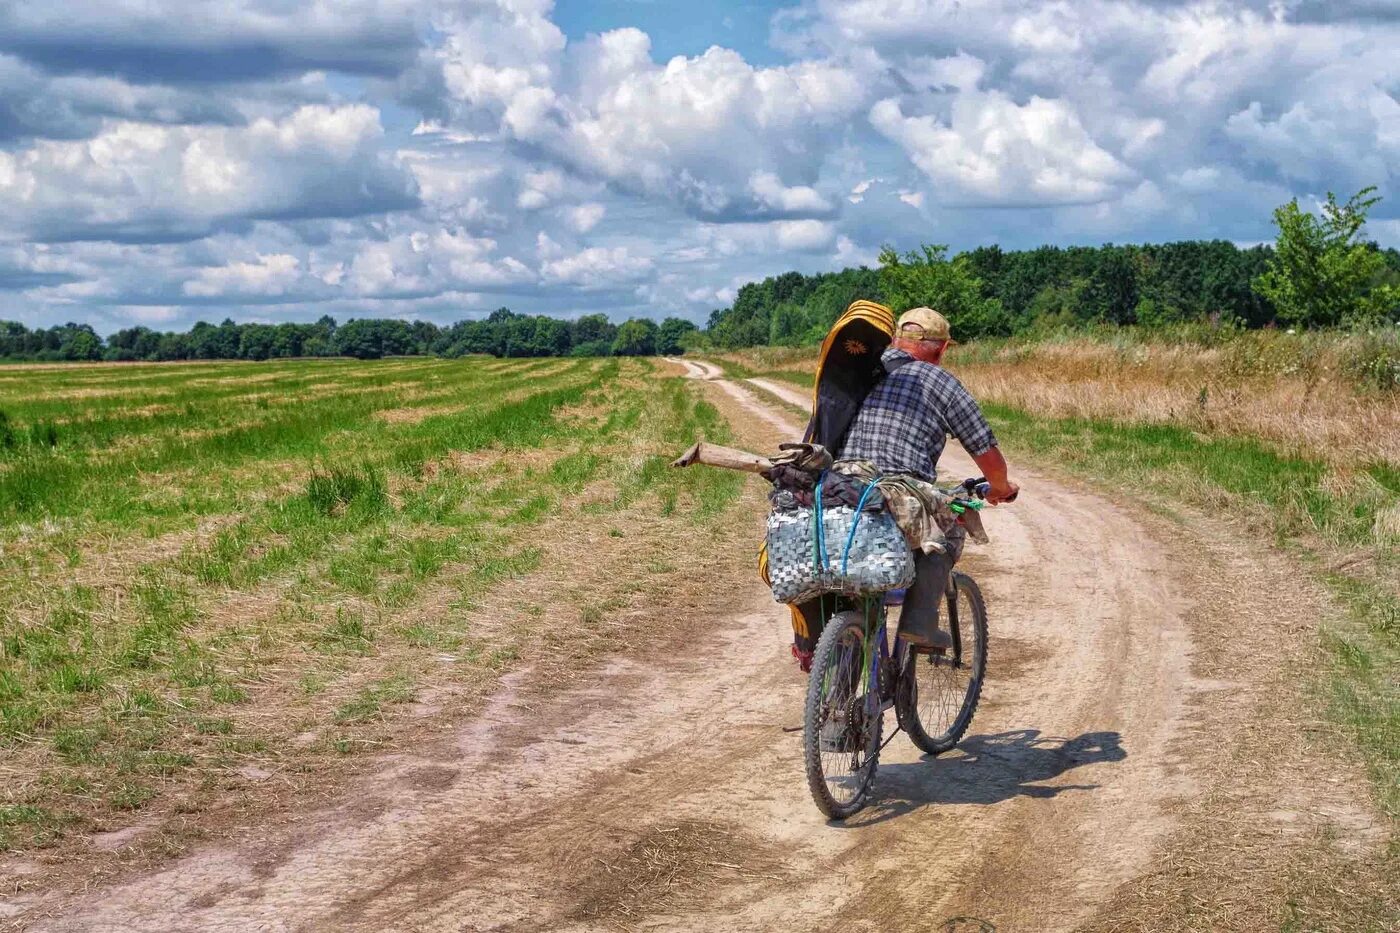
[
  {"xmin": 854, "ymin": 575, "xmax": 969, "ymax": 725},
  {"xmin": 856, "ymin": 600, "xmax": 906, "ymax": 721}
]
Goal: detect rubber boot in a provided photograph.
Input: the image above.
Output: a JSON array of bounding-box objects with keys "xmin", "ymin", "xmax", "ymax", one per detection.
[{"xmin": 897, "ymin": 548, "xmax": 954, "ymax": 650}]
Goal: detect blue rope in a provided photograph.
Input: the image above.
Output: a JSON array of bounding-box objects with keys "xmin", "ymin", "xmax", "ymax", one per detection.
[
  {"xmin": 814, "ymin": 473, "xmax": 829, "ymax": 571},
  {"xmin": 840, "ymin": 479, "xmax": 881, "ymax": 577}
]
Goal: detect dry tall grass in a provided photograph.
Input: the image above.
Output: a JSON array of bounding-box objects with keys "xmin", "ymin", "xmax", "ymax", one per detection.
[
  {"xmin": 962, "ymin": 349, "xmax": 1398, "ymax": 468},
  {"xmin": 719, "ymin": 331, "xmax": 1400, "ymax": 468}
]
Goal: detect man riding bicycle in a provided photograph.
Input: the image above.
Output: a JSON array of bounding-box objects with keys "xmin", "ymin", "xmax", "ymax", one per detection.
[{"xmin": 836, "ymin": 307, "xmax": 1018, "ymax": 650}]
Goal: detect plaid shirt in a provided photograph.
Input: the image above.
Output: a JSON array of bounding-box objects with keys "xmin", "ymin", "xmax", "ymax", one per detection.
[{"xmin": 837, "ymin": 348, "xmax": 996, "ymax": 481}]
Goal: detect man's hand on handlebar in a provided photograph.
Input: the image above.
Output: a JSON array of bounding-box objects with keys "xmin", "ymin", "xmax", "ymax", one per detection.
[
  {"xmin": 986, "ymin": 479, "xmax": 1019, "ymax": 505},
  {"xmin": 969, "ymin": 445, "xmax": 1018, "ymax": 506},
  {"xmin": 962, "ymin": 476, "xmax": 1019, "ymax": 505}
]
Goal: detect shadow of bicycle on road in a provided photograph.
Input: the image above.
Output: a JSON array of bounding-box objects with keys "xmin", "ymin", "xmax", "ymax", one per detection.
[{"xmin": 842, "ymin": 728, "xmax": 1127, "ymax": 827}]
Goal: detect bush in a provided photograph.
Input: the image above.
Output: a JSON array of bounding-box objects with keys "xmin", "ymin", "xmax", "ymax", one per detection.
[{"xmin": 569, "ymin": 339, "xmax": 612, "ymax": 357}]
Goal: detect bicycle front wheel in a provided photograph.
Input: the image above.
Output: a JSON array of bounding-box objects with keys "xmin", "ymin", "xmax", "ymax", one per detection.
[
  {"xmin": 802, "ymin": 610, "xmax": 882, "ymax": 820},
  {"xmin": 897, "ymin": 571, "xmax": 987, "ymax": 756}
]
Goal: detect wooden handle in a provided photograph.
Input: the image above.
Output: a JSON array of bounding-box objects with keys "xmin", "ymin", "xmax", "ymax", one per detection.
[{"xmin": 671, "ymin": 442, "xmax": 772, "ymax": 474}]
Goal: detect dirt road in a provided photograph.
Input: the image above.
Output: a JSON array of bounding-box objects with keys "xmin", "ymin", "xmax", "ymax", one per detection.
[{"xmin": 16, "ymin": 365, "xmax": 1384, "ymax": 932}]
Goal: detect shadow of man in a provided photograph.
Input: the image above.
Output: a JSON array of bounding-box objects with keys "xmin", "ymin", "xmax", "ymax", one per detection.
[{"xmin": 848, "ymin": 729, "xmax": 1127, "ymax": 826}]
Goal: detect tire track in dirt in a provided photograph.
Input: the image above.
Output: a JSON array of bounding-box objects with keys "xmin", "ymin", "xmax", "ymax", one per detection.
[
  {"xmin": 744, "ymin": 378, "xmax": 809, "ymax": 411},
  {"xmin": 663, "ymin": 357, "xmax": 722, "ymax": 381},
  {"xmin": 18, "ymin": 364, "xmax": 1379, "ymax": 932}
]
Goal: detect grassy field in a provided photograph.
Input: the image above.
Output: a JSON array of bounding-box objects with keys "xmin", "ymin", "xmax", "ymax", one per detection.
[
  {"xmin": 720, "ymin": 331, "xmax": 1399, "ymax": 824},
  {"xmin": 0, "ymin": 357, "xmax": 745, "ymax": 856}
]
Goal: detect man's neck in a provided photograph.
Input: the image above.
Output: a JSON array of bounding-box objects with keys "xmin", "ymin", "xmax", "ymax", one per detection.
[{"xmin": 890, "ymin": 337, "xmax": 945, "ymax": 366}]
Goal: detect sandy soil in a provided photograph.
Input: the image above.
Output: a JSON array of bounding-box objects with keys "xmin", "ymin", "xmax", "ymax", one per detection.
[{"xmin": 11, "ymin": 365, "xmax": 1385, "ymax": 932}]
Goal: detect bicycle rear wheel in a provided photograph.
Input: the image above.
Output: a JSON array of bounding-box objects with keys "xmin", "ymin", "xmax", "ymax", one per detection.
[
  {"xmin": 802, "ymin": 610, "xmax": 882, "ymax": 819},
  {"xmin": 897, "ymin": 571, "xmax": 987, "ymax": 756}
]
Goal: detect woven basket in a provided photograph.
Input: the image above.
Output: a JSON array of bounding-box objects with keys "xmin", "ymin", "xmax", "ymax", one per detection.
[{"xmin": 765, "ymin": 503, "xmax": 915, "ymax": 605}]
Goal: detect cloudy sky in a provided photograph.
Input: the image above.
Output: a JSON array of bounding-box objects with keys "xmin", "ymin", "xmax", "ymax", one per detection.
[{"xmin": 2, "ymin": 0, "xmax": 1397, "ymax": 333}]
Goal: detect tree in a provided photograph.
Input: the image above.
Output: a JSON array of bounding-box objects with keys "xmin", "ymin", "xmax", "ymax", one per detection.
[
  {"xmin": 1254, "ymin": 186, "xmax": 1400, "ymax": 328},
  {"xmin": 611, "ymin": 318, "xmax": 658, "ymax": 356},
  {"xmin": 58, "ymin": 323, "xmax": 102, "ymax": 361},
  {"xmin": 570, "ymin": 314, "xmax": 617, "ymax": 348},
  {"xmin": 767, "ymin": 302, "xmax": 808, "ymax": 346},
  {"xmin": 656, "ymin": 317, "xmax": 698, "ymax": 355},
  {"xmin": 333, "ymin": 319, "xmax": 397, "ymax": 359},
  {"xmin": 1080, "ymin": 246, "xmax": 1139, "ymax": 324},
  {"xmin": 877, "ymin": 244, "xmax": 1012, "ymax": 339},
  {"xmin": 239, "ymin": 324, "xmax": 276, "ymax": 361},
  {"xmin": 805, "ymin": 272, "xmax": 879, "ymax": 335},
  {"xmin": 155, "ymin": 331, "xmax": 191, "ymax": 360}
]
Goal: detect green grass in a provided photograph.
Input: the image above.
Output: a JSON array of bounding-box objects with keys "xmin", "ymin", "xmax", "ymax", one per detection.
[
  {"xmin": 305, "ymin": 464, "xmax": 389, "ymax": 517},
  {"xmin": 333, "ymin": 674, "xmax": 416, "ymax": 724},
  {"xmin": 315, "ymin": 607, "xmax": 375, "ymax": 654},
  {"xmin": 0, "ymin": 355, "xmax": 746, "ymax": 854},
  {"xmin": 0, "ymin": 803, "xmax": 74, "ymax": 849},
  {"xmin": 984, "ymin": 402, "xmax": 1399, "ymax": 821}
]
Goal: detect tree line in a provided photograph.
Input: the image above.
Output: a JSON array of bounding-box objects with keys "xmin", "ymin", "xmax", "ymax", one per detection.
[
  {"xmin": 6, "ymin": 187, "xmax": 1396, "ymax": 363},
  {"xmin": 706, "ymin": 188, "xmax": 1400, "ymax": 348},
  {"xmin": 699, "ymin": 241, "xmax": 1279, "ymax": 349},
  {"xmin": 0, "ymin": 311, "xmax": 698, "ymax": 363}
]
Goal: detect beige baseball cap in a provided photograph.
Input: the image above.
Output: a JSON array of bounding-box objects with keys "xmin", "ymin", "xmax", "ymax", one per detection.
[{"xmin": 896, "ymin": 307, "xmax": 954, "ymax": 343}]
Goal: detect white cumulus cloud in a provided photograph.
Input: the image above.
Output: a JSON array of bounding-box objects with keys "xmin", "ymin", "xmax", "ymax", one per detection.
[
  {"xmin": 184, "ymin": 253, "xmax": 302, "ymax": 297},
  {"xmin": 0, "ymin": 104, "xmax": 417, "ymax": 242},
  {"xmin": 540, "ymin": 244, "xmax": 653, "ymax": 287},
  {"xmin": 772, "ymin": 219, "xmax": 836, "ymax": 252},
  {"xmin": 870, "ymin": 92, "xmax": 1135, "ymax": 206},
  {"xmin": 423, "ymin": 22, "xmax": 872, "ymax": 220}
]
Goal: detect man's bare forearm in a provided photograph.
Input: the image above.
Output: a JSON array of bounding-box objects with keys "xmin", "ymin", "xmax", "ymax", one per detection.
[
  {"xmin": 971, "ymin": 446, "xmax": 1008, "ymax": 485},
  {"xmin": 971, "ymin": 445, "xmax": 1018, "ymax": 503}
]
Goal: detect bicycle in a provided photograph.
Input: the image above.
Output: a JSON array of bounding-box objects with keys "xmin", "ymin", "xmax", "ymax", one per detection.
[{"xmin": 801, "ymin": 477, "xmax": 1003, "ymax": 820}]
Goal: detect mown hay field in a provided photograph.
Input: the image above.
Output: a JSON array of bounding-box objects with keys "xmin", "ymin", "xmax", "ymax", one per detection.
[{"xmin": 0, "ymin": 357, "xmax": 746, "ymax": 863}]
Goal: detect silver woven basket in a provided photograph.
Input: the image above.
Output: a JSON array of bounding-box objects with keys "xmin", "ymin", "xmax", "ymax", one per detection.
[{"xmin": 766, "ymin": 504, "xmax": 915, "ymax": 605}]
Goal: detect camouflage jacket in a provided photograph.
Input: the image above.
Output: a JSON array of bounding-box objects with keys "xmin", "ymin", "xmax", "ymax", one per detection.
[{"xmin": 830, "ymin": 459, "xmax": 988, "ymax": 552}]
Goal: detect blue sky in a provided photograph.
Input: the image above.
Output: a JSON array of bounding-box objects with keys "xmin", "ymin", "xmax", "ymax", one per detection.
[
  {"xmin": 0, "ymin": 0, "xmax": 1397, "ymax": 334},
  {"xmin": 554, "ymin": 1, "xmax": 792, "ymax": 64}
]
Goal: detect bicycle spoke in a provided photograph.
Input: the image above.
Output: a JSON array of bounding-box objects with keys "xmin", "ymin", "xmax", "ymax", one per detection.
[{"xmin": 898, "ymin": 573, "xmax": 987, "ymax": 756}]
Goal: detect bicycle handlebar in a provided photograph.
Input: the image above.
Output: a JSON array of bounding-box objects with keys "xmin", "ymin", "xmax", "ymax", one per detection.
[{"xmin": 957, "ymin": 475, "xmax": 1019, "ymax": 503}]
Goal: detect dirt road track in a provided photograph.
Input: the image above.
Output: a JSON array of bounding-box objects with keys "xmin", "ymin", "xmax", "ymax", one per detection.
[{"xmin": 15, "ymin": 365, "xmax": 1384, "ymax": 932}]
